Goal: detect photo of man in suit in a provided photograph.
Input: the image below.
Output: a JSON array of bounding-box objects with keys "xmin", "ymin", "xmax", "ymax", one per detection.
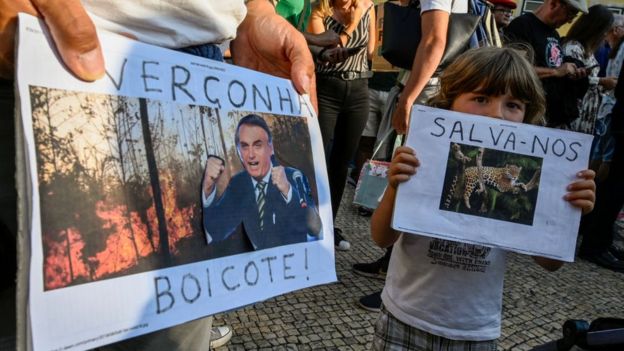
[{"xmin": 202, "ymin": 114, "xmax": 322, "ymax": 251}]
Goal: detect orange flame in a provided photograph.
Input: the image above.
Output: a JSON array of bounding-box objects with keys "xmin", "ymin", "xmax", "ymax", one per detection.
[
  {"xmin": 43, "ymin": 228, "xmax": 90, "ymax": 289},
  {"xmin": 43, "ymin": 171, "xmax": 199, "ymax": 290}
]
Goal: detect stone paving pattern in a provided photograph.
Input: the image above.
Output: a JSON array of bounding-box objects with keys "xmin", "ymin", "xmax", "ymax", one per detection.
[{"xmin": 214, "ymin": 186, "xmax": 624, "ymax": 350}]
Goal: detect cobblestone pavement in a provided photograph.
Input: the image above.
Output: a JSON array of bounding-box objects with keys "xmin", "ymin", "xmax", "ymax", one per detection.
[{"xmin": 214, "ymin": 186, "xmax": 624, "ymax": 351}]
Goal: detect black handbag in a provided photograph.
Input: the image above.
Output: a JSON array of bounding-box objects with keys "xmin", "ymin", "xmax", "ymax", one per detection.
[{"xmin": 381, "ymin": 0, "xmax": 481, "ymax": 71}]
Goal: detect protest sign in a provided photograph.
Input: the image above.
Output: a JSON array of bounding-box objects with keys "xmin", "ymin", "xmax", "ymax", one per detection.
[
  {"xmin": 393, "ymin": 105, "xmax": 592, "ymax": 262},
  {"xmin": 15, "ymin": 14, "xmax": 336, "ymax": 351}
]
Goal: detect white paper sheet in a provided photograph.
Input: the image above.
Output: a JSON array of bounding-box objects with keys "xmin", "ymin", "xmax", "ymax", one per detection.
[
  {"xmin": 16, "ymin": 14, "xmax": 336, "ymax": 351},
  {"xmin": 393, "ymin": 105, "xmax": 593, "ymax": 262}
]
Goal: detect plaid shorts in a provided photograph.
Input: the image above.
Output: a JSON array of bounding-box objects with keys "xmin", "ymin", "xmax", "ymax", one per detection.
[{"xmin": 372, "ymin": 305, "xmax": 498, "ymax": 351}]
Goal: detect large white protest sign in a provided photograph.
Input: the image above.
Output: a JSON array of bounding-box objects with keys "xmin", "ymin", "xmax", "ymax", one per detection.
[
  {"xmin": 393, "ymin": 105, "xmax": 593, "ymax": 262},
  {"xmin": 16, "ymin": 14, "xmax": 336, "ymax": 351}
]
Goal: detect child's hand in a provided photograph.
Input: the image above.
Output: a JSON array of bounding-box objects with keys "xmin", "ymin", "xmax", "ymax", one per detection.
[
  {"xmin": 388, "ymin": 146, "xmax": 420, "ymax": 189},
  {"xmin": 563, "ymin": 169, "xmax": 596, "ymax": 215}
]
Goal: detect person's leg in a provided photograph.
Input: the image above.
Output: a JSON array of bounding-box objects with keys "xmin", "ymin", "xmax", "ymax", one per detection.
[
  {"xmin": 316, "ymin": 76, "xmax": 352, "ymax": 250},
  {"xmin": 374, "ymin": 86, "xmax": 402, "ymax": 162},
  {"xmin": 591, "ymin": 113, "xmax": 610, "ymax": 181},
  {"xmin": 326, "ymin": 78, "xmax": 369, "ymax": 220},
  {"xmin": 316, "ymin": 76, "xmax": 346, "ymax": 160},
  {"xmin": 579, "ymin": 135, "xmax": 624, "ymax": 270},
  {"xmin": 0, "ymin": 78, "xmax": 17, "ymax": 351},
  {"xmin": 598, "ymin": 116, "xmax": 616, "ymax": 182},
  {"xmin": 355, "ymin": 246, "xmax": 392, "ymax": 312},
  {"xmin": 351, "ymin": 88, "xmax": 384, "ymax": 183},
  {"xmin": 353, "ymin": 246, "xmax": 392, "ymax": 279},
  {"xmin": 372, "ymin": 304, "xmax": 496, "ymax": 351}
]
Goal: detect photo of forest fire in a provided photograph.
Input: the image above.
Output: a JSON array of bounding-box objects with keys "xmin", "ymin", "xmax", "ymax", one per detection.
[{"xmin": 30, "ymin": 86, "xmax": 317, "ymax": 291}]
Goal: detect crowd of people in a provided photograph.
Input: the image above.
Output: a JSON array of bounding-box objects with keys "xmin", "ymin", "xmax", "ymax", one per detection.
[{"xmin": 0, "ymin": 0, "xmax": 622, "ymax": 349}]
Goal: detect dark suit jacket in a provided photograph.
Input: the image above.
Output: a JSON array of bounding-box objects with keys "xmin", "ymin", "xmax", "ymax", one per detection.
[{"xmin": 203, "ymin": 167, "xmax": 321, "ymax": 250}]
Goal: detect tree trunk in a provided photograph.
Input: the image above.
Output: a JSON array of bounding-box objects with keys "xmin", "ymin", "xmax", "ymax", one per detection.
[{"xmin": 139, "ymin": 98, "xmax": 171, "ymax": 265}]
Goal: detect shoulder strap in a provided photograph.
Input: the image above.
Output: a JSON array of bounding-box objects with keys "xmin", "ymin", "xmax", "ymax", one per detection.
[
  {"xmin": 297, "ymin": 0, "xmax": 310, "ymax": 31},
  {"xmin": 371, "ymin": 129, "xmax": 395, "ymax": 160}
]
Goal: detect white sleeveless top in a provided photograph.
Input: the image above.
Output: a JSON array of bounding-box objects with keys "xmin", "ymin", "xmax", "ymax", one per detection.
[{"xmin": 83, "ymin": 0, "xmax": 246, "ymax": 48}]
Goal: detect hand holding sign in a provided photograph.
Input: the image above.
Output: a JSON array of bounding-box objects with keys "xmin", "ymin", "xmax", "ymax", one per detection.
[
  {"xmin": 231, "ymin": 0, "xmax": 315, "ymax": 106},
  {"xmin": 0, "ymin": 0, "xmax": 104, "ymax": 80},
  {"xmin": 564, "ymin": 169, "xmax": 596, "ymax": 215},
  {"xmin": 388, "ymin": 146, "xmax": 420, "ymax": 190}
]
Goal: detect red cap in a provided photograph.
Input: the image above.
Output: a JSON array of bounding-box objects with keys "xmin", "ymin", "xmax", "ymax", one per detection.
[{"xmin": 490, "ymin": 0, "xmax": 517, "ymax": 9}]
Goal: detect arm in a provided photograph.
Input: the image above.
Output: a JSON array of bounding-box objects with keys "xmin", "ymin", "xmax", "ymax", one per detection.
[
  {"xmin": 535, "ymin": 63, "xmax": 580, "ymax": 79},
  {"xmin": 367, "ymin": 4, "xmax": 376, "ymax": 61},
  {"xmin": 598, "ymin": 77, "xmax": 618, "ymax": 90},
  {"xmin": 0, "ymin": 0, "xmax": 104, "ymax": 81},
  {"xmin": 543, "ymin": 42, "xmax": 586, "ymax": 79},
  {"xmin": 392, "ymin": 10, "xmax": 449, "ymax": 134},
  {"xmin": 232, "ymin": 0, "xmax": 317, "ymax": 112},
  {"xmin": 371, "ymin": 146, "xmax": 420, "ymax": 248},
  {"xmin": 339, "ymin": 3, "xmax": 366, "ymax": 46},
  {"xmin": 303, "ymin": 30, "xmax": 341, "ymax": 47},
  {"xmin": 371, "ymin": 185, "xmax": 400, "ymax": 247},
  {"xmin": 307, "ymin": 7, "xmax": 327, "ymax": 34},
  {"xmin": 531, "ymin": 169, "xmax": 596, "ymax": 272},
  {"xmin": 315, "ymin": 46, "xmax": 351, "ymax": 64},
  {"xmin": 505, "ymin": 21, "xmax": 582, "ymax": 80}
]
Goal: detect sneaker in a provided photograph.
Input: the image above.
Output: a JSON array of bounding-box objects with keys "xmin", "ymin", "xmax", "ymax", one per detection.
[
  {"xmin": 347, "ymin": 175, "xmax": 357, "ymax": 188},
  {"xmin": 609, "ymin": 247, "xmax": 624, "ymax": 261},
  {"xmin": 358, "ymin": 291, "xmax": 382, "ymax": 312},
  {"xmin": 334, "ymin": 228, "xmax": 351, "ymax": 251},
  {"xmin": 357, "ymin": 206, "xmax": 373, "ymax": 217},
  {"xmin": 579, "ymin": 251, "xmax": 624, "ymax": 273},
  {"xmin": 352, "ymin": 257, "xmax": 388, "ymax": 280},
  {"xmin": 209, "ymin": 326, "xmax": 233, "ymax": 349}
]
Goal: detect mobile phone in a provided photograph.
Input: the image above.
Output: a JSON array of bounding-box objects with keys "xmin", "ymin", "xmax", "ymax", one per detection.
[{"xmin": 346, "ymin": 45, "xmax": 366, "ymax": 56}]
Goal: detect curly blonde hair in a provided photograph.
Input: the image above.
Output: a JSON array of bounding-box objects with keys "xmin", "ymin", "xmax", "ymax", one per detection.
[{"xmin": 429, "ymin": 46, "xmax": 546, "ymax": 125}]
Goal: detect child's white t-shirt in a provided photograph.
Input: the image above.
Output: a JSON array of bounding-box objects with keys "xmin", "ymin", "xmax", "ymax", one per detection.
[{"xmin": 381, "ymin": 233, "xmax": 507, "ymax": 341}]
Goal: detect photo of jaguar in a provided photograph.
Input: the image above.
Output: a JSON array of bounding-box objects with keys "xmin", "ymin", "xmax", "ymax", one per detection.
[{"xmin": 439, "ymin": 143, "xmax": 542, "ymax": 225}]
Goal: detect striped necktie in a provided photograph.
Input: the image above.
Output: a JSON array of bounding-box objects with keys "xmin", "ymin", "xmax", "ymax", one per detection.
[{"xmin": 256, "ymin": 181, "xmax": 266, "ymax": 230}]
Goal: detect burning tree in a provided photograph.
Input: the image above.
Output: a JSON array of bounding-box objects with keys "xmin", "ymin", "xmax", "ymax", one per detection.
[{"xmin": 31, "ymin": 87, "xmax": 226, "ymax": 290}]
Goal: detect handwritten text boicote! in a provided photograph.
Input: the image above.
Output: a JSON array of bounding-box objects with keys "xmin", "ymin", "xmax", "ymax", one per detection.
[{"xmin": 153, "ymin": 250, "xmax": 308, "ymax": 315}]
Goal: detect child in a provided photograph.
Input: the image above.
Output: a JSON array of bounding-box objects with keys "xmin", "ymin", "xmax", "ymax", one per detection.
[{"xmin": 371, "ymin": 47, "xmax": 596, "ymax": 350}]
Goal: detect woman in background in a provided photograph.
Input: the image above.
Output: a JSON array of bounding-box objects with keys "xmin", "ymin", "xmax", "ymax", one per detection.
[
  {"xmin": 562, "ymin": 5, "xmax": 616, "ymax": 134},
  {"xmin": 591, "ymin": 14, "xmax": 624, "ymax": 180},
  {"xmin": 308, "ymin": 0, "xmax": 375, "ymax": 250}
]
